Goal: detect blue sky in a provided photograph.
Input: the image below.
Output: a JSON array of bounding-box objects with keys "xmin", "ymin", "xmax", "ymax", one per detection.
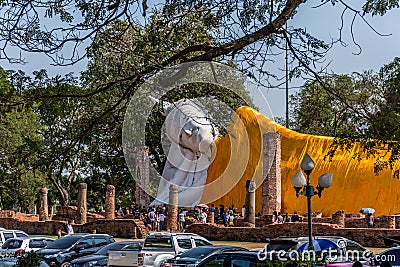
[
  {"xmin": 262, "ymin": 0, "xmax": 400, "ymax": 118},
  {"xmin": 1, "ymin": 1, "xmax": 399, "ymax": 119}
]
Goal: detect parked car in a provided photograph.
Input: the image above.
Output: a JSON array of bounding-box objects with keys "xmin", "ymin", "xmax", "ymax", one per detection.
[
  {"xmin": 0, "ymin": 237, "xmax": 55, "ymax": 256},
  {"xmin": 37, "ymin": 233, "xmax": 115, "ymax": 267},
  {"xmin": 265, "ymin": 236, "xmax": 371, "ymax": 263},
  {"xmin": 196, "ymin": 251, "xmax": 269, "ymax": 267},
  {"xmin": 70, "ymin": 241, "xmax": 143, "ymax": 267},
  {"xmin": 108, "ymin": 232, "xmax": 213, "ymax": 267},
  {"xmin": 371, "ymin": 246, "xmax": 400, "ymax": 267},
  {"xmin": 0, "ymin": 256, "xmax": 50, "ymax": 267},
  {"xmin": 106, "ymin": 241, "xmax": 144, "ymax": 267},
  {"xmin": 0, "ymin": 229, "xmax": 30, "ymax": 246},
  {"xmin": 163, "ymin": 245, "xmax": 248, "ymax": 267}
]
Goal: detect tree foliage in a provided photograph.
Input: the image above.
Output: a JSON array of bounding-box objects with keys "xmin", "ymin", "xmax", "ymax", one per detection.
[
  {"xmin": 0, "ymin": 68, "xmax": 48, "ymax": 211},
  {"xmin": 284, "ymin": 58, "xmax": 400, "ymax": 175},
  {"xmin": 1, "ymin": 0, "xmax": 400, "ymax": 206}
]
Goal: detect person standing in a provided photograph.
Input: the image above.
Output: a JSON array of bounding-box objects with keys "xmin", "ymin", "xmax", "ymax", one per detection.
[
  {"xmin": 272, "ymin": 211, "xmax": 278, "ymax": 224},
  {"xmin": 66, "ymin": 220, "xmax": 74, "ymax": 235},
  {"xmin": 159, "ymin": 212, "xmax": 165, "ymax": 231},
  {"xmin": 209, "ymin": 204, "xmax": 215, "ymax": 213},
  {"xmin": 222, "ymin": 211, "xmax": 228, "ymax": 227},
  {"xmin": 178, "ymin": 210, "xmax": 185, "ymax": 232},
  {"xmin": 228, "ymin": 211, "xmax": 235, "ymax": 227},
  {"xmin": 291, "ymin": 211, "xmax": 300, "ymax": 222},
  {"xmin": 366, "ymin": 213, "xmax": 374, "ymax": 228},
  {"xmin": 277, "ymin": 212, "xmax": 284, "ymax": 224},
  {"xmin": 148, "ymin": 209, "xmax": 156, "ymax": 231},
  {"xmin": 201, "ymin": 209, "xmax": 207, "ymax": 223},
  {"xmin": 214, "ymin": 208, "xmax": 219, "ymax": 223}
]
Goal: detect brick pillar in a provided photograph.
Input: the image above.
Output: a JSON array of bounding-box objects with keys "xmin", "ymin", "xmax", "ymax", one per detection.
[
  {"xmin": 167, "ymin": 184, "xmax": 178, "ymax": 231},
  {"xmin": 262, "ymin": 132, "xmax": 282, "ymax": 215},
  {"xmin": 76, "ymin": 183, "xmax": 87, "ymax": 224},
  {"xmin": 207, "ymin": 212, "xmax": 215, "ymax": 223},
  {"xmin": 395, "ymin": 216, "xmax": 400, "ymax": 229},
  {"xmin": 332, "ymin": 210, "xmax": 345, "ymax": 227},
  {"xmin": 388, "ymin": 216, "xmax": 396, "ymax": 229},
  {"xmin": 135, "ymin": 148, "xmax": 150, "ymax": 208},
  {"xmin": 105, "ymin": 185, "xmax": 116, "ymax": 220},
  {"xmin": 244, "ymin": 180, "xmax": 256, "ymax": 226},
  {"xmin": 39, "ymin": 188, "xmax": 48, "ymax": 221}
]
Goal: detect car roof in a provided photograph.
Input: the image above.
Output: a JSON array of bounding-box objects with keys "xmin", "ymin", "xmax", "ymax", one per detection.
[
  {"xmin": 213, "ymin": 251, "xmax": 259, "ymax": 256},
  {"xmin": 378, "ymin": 246, "xmax": 400, "ymax": 253},
  {"xmin": 67, "ymin": 233, "xmax": 112, "ymax": 237},
  {"xmin": 147, "ymin": 232, "xmax": 201, "ymax": 237},
  {"xmin": 2, "ymin": 237, "xmax": 30, "ymax": 241},
  {"xmin": 271, "ymin": 236, "xmax": 349, "ymax": 242},
  {"xmin": 186, "ymin": 245, "xmax": 245, "ymax": 250}
]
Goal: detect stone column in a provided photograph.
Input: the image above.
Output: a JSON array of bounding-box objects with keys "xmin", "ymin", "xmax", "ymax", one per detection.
[
  {"xmin": 332, "ymin": 210, "xmax": 345, "ymax": 228},
  {"xmin": 135, "ymin": 148, "xmax": 151, "ymax": 208},
  {"xmin": 38, "ymin": 188, "xmax": 49, "ymax": 221},
  {"xmin": 388, "ymin": 216, "xmax": 396, "ymax": 229},
  {"xmin": 262, "ymin": 132, "xmax": 282, "ymax": 215},
  {"xmin": 76, "ymin": 183, "xmax": 87, "ymax": 224},
  {"xmin": 207, "ymin": 212, "xmax": 215, "ymax": 223},
  {"xmin": 244, "ymin": 180, "xmax": 256, "ymax": 226},
  {"xmin": 167, "ymin": 184, "xmax": 178, "ymax": 231},
  {"xmin": 105, "ymin": 185, "xmax": 116, "ymax": 220}
]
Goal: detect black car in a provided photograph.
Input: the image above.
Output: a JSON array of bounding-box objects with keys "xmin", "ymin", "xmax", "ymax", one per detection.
[
  {"xmin": 164, "ymin": 246, "xmax": 248, "ymax": 267},
  {"xmin": 196, "ymin": 251, "xmax": 269, "ymax": 267},
  {"xmin": 36, "ymin": 234, "xmax": 115, "ymax": 267},
  {"xmin": 371, "ymin": 246, "xmax": 400, "ymax": 267},
  {"xmin": 69, "ymin": 241, "xmax": 143, "ymax": 267}
]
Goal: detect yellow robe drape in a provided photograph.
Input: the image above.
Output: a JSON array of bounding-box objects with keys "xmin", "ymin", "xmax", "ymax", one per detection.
[{"xmin": 202, "ymin": 106, "xmax": 400, "ymax": 216}]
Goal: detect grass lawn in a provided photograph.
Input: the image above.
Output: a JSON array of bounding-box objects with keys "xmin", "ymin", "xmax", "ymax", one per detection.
[{"xmin": 212, "ymin": 240, "xmax": 266, "ymax": 250}]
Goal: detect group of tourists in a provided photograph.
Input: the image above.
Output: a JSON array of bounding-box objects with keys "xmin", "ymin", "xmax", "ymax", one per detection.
[
  {"xmin": 137, "ymin": 203, "xmax": 245, "ymax": 231},
  {"xmin": 138, "ymin": 204, "xmax": 318, "ymax": 231},
  {"xmin": 272, "ymin": 211, "xmax": 301, "ymax": 224},
  {"xmin": 142, "ymin": 206, "xmax": 167, "ymax": 231}
]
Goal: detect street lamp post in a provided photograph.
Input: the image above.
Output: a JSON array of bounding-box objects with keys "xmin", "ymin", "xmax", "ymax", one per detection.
[{"xmin": 291, "ymin": 154, "xmax": 333, "ymax": 251}]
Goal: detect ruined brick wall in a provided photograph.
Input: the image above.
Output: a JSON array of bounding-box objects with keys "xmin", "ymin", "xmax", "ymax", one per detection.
[
  {"xmin": 345, "ymin": 216, "xmax": 395, "ymax": 229},
  {"xmin": 186, "ymin": 223, "xmax": 400, "ymax": 247},
  {"xmin": 0, "ymin": 210, "xmax": 16, "ymax": 218},
  {"xmin": 51, "ymin": 206, "xmax": 104, "ymax": 223},
  {"xmin": 0, "ymin": 218, "xmax": 148, "ymax": 239}
]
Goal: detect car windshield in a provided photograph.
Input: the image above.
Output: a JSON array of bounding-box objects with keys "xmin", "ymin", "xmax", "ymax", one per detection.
[
  {"xmin": 144, "ymin": 236, "xmax": 173, "ymax": 248},
  {"xmin": 179, "ymin": 247, "xmax": 218, "ymax": 259},
  {"xmin": 267, "ymin": 240, "xmax": 298, "ymax": 251},
  {"xmin": 45, "ymin": 236, "xmax": 82, "ymax": 249},
  {"xmin": 96, "ymin": 242, "xmax": 140, "ymax": 255},
  {"xmin": 2, "ymin": 239, "xmax": 23, "ymax": 249}
]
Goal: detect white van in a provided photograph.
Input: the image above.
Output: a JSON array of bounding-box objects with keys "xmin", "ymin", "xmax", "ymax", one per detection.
[{"xmin": 0, "ymin": 230, "xmax": 30, "ymax": 246}]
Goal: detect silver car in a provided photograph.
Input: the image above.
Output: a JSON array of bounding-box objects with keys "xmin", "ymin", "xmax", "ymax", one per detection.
[
  {"xmin": 0, "ymin": 237, "xmax": 54, "ymax": 257},
  {"xmin": 0, "ymin": 257, "xmax": 50, "ymax": 267}
]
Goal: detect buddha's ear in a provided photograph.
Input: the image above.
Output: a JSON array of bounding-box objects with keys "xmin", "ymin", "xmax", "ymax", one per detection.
[{"xmin": 149, "ymin": 96, "xmax": 172, "ymax": 116}]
